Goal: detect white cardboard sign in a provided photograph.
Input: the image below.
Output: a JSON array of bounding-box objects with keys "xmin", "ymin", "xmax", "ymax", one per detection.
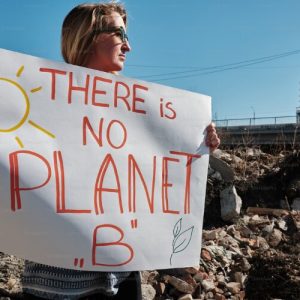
[{"xmin": 0, "ymin": 48, "xmax": 211, "ymax": 271}]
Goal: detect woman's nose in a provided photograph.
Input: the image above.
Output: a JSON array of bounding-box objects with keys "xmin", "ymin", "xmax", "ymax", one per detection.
[{"xmin": 122, "ymin": 40, "xmax": 131, "ymax": 52}]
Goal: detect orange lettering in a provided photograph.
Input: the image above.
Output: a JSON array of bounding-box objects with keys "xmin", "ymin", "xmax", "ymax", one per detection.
[
  {"xmin": 106, "ymin": 120, "xmax": 127, "ymax": 149},
  {"xmin": 162, "ymin": 156, "xmax": 180, "ymax": 214},
  {"xmin": 68, "ymin": 72, "xmax": 90, "ymax": 104},
  {"xmin": 82, "ymin": 116, "xmax": 104, "ymax": 146},
  {"xmin": 165, "ymin": 102, "xmax": 176, "ymax": 119},
  {"xmin": 132, "ymin": 84, "xmax": 148, "ymax": 114},
  {"xmin": 170, "ymin": 151, "xmax": 201, "ymax": 214},
  {"xmin": 54, "ymin": 151, "xmax": 91, "ymax": 214},
  {"xmin": 128, "ymin": 154, "xmax": 156, "ymax": 213},
  {"xmin": 92, "ymin": 224, "xmax": 134, "ymax": 267},
  {"xmin": 39, "ymin": 68, "xmax": 67, "ymax": 100},
  {"xmin": 114, "ymin": 81, "xmax": 131, "ymax": 111},
  {"xmin": 92, "ymin": 76, "xmax": 112, "ymax": 107},
  {"xmin": 9, "ymin": 150, "xmax": 51, "ymax": 211},
  {"xmin": 94, "ymin": 154, "xmax": 124, "ymax": 214}
]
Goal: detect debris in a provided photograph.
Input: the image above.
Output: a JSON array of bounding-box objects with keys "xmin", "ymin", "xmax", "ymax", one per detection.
[
  {"xmin": 220, "ymin": 185, "xmax": 242, "ymax": 221},
  {"xmin": 266, "ymin": 228, "xmax": 283, "ymax": 247},
  {"xmin": 209, "ymin": 154, "xmax": 234, "ymax": 182},
  {"xmin": 226, "ymin": 282, "xmax": 241, "ymax": 294},
  {"xmin": 141, "ymin": 284, "xmax": 156, "ymax": 300},
  {"xmin": 291, "ymin": 197, "xmax": 300, "ymax": 210},
  {"xmin": 246, "ymin": 207, "xmax": 289, "ymax": 217},
  {"xmin": 177, "ymin": 294, "xmax": 193, "ymax": 300},
  {"xmin": 165, "ymin": 275, "xmax": 194, "ymax": 294},
  {"xmin": 201, "ymin": 279, "xmax": 215, "ymax": 291}
]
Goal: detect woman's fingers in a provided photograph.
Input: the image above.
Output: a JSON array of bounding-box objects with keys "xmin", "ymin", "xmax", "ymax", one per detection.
[{"xmin": 205, "ymin": 123, "xmax": 220, "ymax": 152}]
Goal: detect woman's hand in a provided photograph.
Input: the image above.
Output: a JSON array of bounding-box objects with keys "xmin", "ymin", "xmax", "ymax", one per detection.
[{"xmin": 205, "ymin": 122, "xmax": 220, "ymax": 153}]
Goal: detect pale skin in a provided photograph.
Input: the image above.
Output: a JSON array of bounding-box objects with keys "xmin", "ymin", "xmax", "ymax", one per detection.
[
  {"xmin": 85, "ymin": 12, "xmax": 220, "ymax": 152},
  {"xmin": 206, "ymin": 123, "xmax": 220, "ymax": 152},
  {"xmin": 85, "ymin": 12, "xmax": 131, "ymax": 73}
]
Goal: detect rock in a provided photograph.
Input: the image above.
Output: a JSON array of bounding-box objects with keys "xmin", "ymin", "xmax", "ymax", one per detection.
[
  {"xmin": 216, "ymin": 274, "xmax": 226, "ymax": 286},
  {"xmin": 291, "ymin": 197, "xmax": 300, "ymax": 210},
  {"xmin": 209, "ymin": 155, "xmax": 234, "ymax": 182},
  {"xmin": 255, "ymin": 236, "xmax": 270, "ymax": 250},
  {"xmin": 155, "ymin": 282, "xmax": 165, "ymax": 295},
  {"xmin": 215, "ymin": 293, "xmax": 226, "ymax": 300},
  {"xmin": 226, "ymin": 282, "xmax": 241, "ymax": 294},
  {"xmin": 193, "ymin": 284, "xmax": 202, "ymax": 299},
  {"xmin": 205, "ymin": 291, "xmax": 214, "ymax": 299},
  {"xmin": 201, "ymin": 249, "xmax": 212, "ymax": 261},
  {"xmin": 7, "ymin": 278, "xmax": 17, "ymax": 290},
  {"xmin": 238, "ymin": 225, "xmax": 253, "ymax": 238},
  {"xmin": 201, "ymin": 279, "xmax": 215, "ymax": 291},
  {"xmin": 203, "ymin": 229, "xmax": 220, "ymax": 240},
  {"xmin": 211, "ymin": 171, "xmax": 223, "ymax": 180},
  {"xmin": 141, "ymin": 271, "xmax": 151, "ymax": 284},
  {"xmin": 220, "ymin": 185, "xmax": 242, "ymax": 221},
  {"xmin": 276, "ymin": 219, "xmax": 288, "ymax": 231},
  {"xmin": 233, "ymin": 272, "xmax": 243, "ymax": 285},
  {"xmin": 267, "ymin": 228, "xmax": 283, "ymax": 247},
  {"xmin": 239, "ymin": 290, "xmax": 246, "ymax": 299},
  {"xmin": 286, "ymin": 178, "xmax": 300, "ymax": 199},
  {"xmin": 166, "ymin": 276, "xmax": 194, "ymax": 294},
  {"xmin": 262, "ymin": 222, "xmax": 274, "ymax": 235},
  {"xmin": 194, "ymin": 271, "xmax": 209, "ymax": 282},
  {"xmin": 141, "ymin": 284, "xmax": 156, "ymax": 300},
  {"xmin": 241, "ymin": 257, "xmax": 251, "ymax": 271},
  {"xmin": 245, "ymin": 147, "xmax": 262, "ymax": 158},
  {"xmin": 178, "ymin": 294, "xmax": 193, "ymax": 300},
  {"xmin": 183, "ymin": 266, "xmax": 199, "ymax": 274}
]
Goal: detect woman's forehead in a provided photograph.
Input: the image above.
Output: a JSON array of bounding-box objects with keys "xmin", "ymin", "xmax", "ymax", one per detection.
[{"xmin": 106, "ymin": 12, "xmax": 126, "ymax": 27}]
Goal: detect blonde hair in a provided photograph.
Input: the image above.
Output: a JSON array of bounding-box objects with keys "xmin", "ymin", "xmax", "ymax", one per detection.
[{"xmin": 61, "ymin": 2, "xmax": 127, "ymax": 67}]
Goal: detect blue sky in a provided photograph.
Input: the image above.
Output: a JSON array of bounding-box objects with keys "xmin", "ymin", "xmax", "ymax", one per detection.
[{"xmin": 1, "ymin": 0, "xmax": 300, "ymax": 122}]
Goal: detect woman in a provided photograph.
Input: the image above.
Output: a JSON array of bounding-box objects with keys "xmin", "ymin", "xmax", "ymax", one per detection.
[{"xmin": 22, "ymin": 2, "xmax": 219, "ymax": 300}]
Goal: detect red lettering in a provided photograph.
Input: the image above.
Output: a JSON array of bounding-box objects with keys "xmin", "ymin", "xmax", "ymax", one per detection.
[
  {"xmin": 39, "ymin": 68, "xmax": 67, "ymax": 100},
  {"xmin": 68, "ymin": 72, "xmax": 90, "ymax": 104},
  {"xmin": 114, "ymin": 81, "xmax": 131, "ymax": 111},
  {"xmin": 92, "ymin": 76, "xmax": 112, "ymax": 107},
  {"xmin": 106, "ymin": 120, "xmax": 127, "ymax": 149},
  {"xmin": 92, "ymin": 224, "xmax": 134, "ymax": 267},
  {"xmin": 9, "ymin": 150, "xmax": 51, "ymax": 211},
  {"xmin": 162, "ymin": 156, "xmax": 180, "ymax": 214},
  {"xmin": 132, "ymin": 84, "xmax": 148, "ymax": 114},
  {"xmin": 54, "ymin": 151, "xmax": 91, "ymax": 214},
  {"xmin": 128, "ymin": 154, "xmax": 156, "ymax": 213},
  {"xmin": 170, "ymin": 151, "xmax": 201, "ymax": 214},
  {"xmin": 82, "ymin": 116, "xmax": 104, "ymax": 146},
  {"xmin": 165, "ymin": 102, "xmax": 176, "ymax": 119},
  {"xmin": 159, "ymin": 98, "xmax": 164, "ymax": 117},
  {"xmin": 94, "ymin": 154, "xmax": 124, "ymax": 214}
]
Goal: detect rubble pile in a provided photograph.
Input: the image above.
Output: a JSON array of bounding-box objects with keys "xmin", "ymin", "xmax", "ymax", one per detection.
[
  {"xmin": 0, "ymin": 253, "xmax": 23, "ymax": 299},
  {"xmin": 140, "ymin": 148, "xmax": 300, "ymax": 300},
  {"xmin": 141, "ymin": 210, "xmax": 300, "ymax": 300},
  {"xmin": 0, "ymin": 148, "xmax": 299, "ymax": 300}
]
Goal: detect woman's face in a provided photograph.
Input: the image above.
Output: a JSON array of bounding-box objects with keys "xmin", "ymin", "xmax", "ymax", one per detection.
[{"xmin": 85, "ymin": 12, "xmax": 131, "ymax": 73}]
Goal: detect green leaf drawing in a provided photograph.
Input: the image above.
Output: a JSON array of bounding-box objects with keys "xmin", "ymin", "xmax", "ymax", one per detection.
[
  {"xmin": 170, "ymin": 218, "xmax": 194, "ymax": 265},
  {"xmin": 173, "ymin": 226, "xmax": 194, "ymax": 253},
  {"xmin": 173, "ymin": 218, "xmax": 182, "ymax": 237}
]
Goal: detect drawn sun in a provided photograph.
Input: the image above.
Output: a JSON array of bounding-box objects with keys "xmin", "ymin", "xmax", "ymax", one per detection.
[{"xmin": 0, "ymin": 65, "xmax": 55, "ymax": 148}]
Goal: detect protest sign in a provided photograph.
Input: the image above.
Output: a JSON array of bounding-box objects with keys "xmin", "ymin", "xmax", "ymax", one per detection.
[{"xmin": 0, "ymin": 48, "xmax": 211, "ymax": 271}]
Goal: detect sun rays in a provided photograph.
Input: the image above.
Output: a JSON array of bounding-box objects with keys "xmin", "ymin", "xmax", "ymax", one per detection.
[{"xmin": 0, "ymin": 65, "xmax": 56, "ymax": 148}]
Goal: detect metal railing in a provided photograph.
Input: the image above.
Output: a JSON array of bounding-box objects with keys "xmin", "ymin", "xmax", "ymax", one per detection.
[{"xmin": 213, "ymin": 115, "xmax": 297, "ymax": 128}]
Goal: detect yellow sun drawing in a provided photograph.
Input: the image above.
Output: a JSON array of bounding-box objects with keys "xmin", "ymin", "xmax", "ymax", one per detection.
[{"xmin": 0, "ymin": 65, "xmax": 55, "ymax": 148}]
